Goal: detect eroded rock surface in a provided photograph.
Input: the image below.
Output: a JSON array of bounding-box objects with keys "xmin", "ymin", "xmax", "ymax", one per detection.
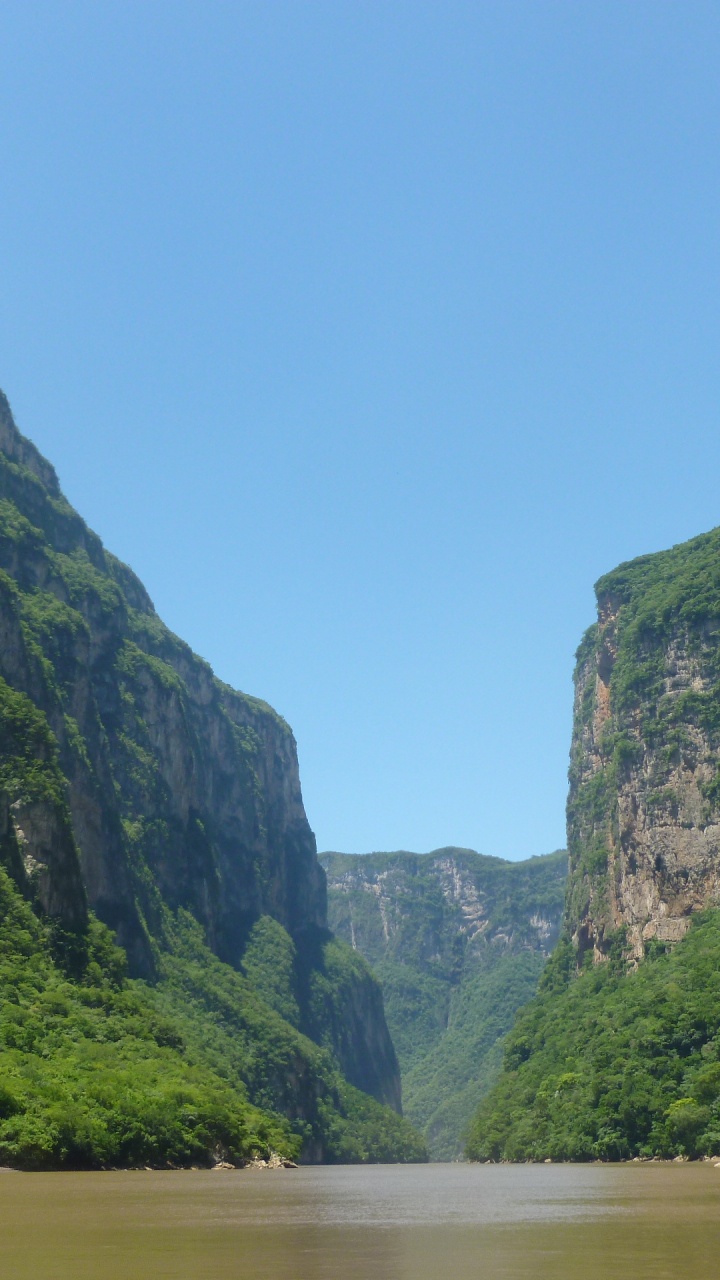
[
  {"xmin": 568, "ymin": 529, "xmax": 720, "ymax": 960},
  {"xmin": 0, "ymin": 389, "xmax": 400, "ymax": 1115},
  {"xmin": 321, "ymin": 846, "xmax": 566, "ymax": 1157}
]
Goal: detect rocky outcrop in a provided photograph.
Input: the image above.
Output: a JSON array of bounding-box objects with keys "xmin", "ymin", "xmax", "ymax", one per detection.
[
  {"xmin": 322, "ymin": 847, "xmax": 566, "ymax": 966},
  {"xmin": 464, "ymin": 528, "xmax": 720, "ymax": 1164},
  {"xmin": 568, "ymin": 527, "xmax": 720, "ymax": 961},
  {"xmin": 0, "ymin": 389, "xmax": 399, "ymax": 1114},
  {"xmin": 0, "ymin": 390, "xmax": 325, "ymax": 973},
  {"xmin": 321, "ymin": 846, "xmax": 567, "ymax": 1157},
  {"xmin": 296, "ymin": 926, "xmax": 402, "ymax": 1111}
]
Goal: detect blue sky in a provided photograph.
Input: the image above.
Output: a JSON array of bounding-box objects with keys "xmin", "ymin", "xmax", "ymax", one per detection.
[{"xmin": 1, "ymin": 2, "xmax": 719, "ymax": 859}]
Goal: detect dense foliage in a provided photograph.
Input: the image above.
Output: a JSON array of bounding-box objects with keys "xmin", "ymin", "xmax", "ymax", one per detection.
[
  {"xmin": 0, "ymin": 398, "xmax": 426, "ymax": 1167},
  {"xmin": 399, "ymin": 951, "xmax": 546, "ymax": 1159},
  {"xmin": 322, "ymin": 848, "xmax": 566, "ymax": 1159},
  {"xmin": 0, "ymin": 868, "xmax": 425, "ymax": 1169},
  {"xmin": 467, "ymin": 524, "xmax": 720, "ymax": 1163},
  {"xmin": 466, "ymin": 912, "xmax": 720, "ymax": 1162},
  {"xmin": 0, "ymin": 868, "xmax": 288, "ymax": 1169}
]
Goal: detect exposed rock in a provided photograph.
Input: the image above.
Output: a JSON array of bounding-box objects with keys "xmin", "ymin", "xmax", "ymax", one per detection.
[
  {"xmin": 323, "ymin": 847, "xmax": 567, "ymax": 963},
  {"xmin": 567, "ymin": 529, "xmax": 720, "ymax": 961},
  {"xmin": 321, "ymin": 846, "xmax": 567, "ymax": 1157},
  {"xmin": 245, "ymin": 1152, "xmax": 298, "ymax": 1170},
  {"xmin": 0, "ymin": 389, "xmax": 400, "ymax": 1116}
]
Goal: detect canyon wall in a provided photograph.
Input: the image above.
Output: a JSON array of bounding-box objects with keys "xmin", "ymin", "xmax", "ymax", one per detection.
[
  {"xmin": 322, "ymin": 846, "xmax": 566, "ymax": 1157},
  {"xmin": 0, "ymin": 390, "xmax": 400, "ymax": 1114},
  {"xmin": 568, "ymin": 527, "xmax": 720, "ymax": 960}
]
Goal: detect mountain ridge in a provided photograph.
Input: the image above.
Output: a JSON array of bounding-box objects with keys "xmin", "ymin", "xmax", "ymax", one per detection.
[
  {"xmin": 0, "ymin": 389, "xmax": 424, "ymax": 1167},
  {"xmin": 468, "ymin": 525, "xmax": 720, "ymax": 1161},
  {"xmin": 321, "ymin": 844, "xmax": 566, "ymax": 1158}
]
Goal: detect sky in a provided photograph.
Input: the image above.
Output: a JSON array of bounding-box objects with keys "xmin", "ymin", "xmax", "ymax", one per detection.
[{"xmin": 1, "ymin": 2, "xmax": 719, "ymax": 860}]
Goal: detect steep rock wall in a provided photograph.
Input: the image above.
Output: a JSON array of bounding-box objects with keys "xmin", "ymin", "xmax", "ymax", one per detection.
[
  {"xmin": 322, "ymin": 846, "xmax": 567, "ymax": 1156},
  {"xmin": 0, "ymin": 392, "xmax": 325, "ymax": 970},
  {"xmin": 323, "ymin": 847, "xmax": 565, "ymax": 969},
  {"xmin": 568, "ymin": 527, "xmax": 720, "ymax": 961},
  {"xmin": 0, "ymin": 390, "xmax": 400, "ymax": 1113}
]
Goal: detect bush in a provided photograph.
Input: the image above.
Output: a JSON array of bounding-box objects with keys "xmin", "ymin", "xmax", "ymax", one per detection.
[{"xmin": 466, "ymin": 908, "xmax": 720, "ymax": 1162}]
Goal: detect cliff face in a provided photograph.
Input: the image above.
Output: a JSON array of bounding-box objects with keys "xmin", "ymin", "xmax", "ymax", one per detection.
[
  {"xmin": 0, "ymin": 391, "xmax": 400, "ymax": 1119},
  {"xmin": 323, "ymin": 848, "xmax": 566, "ymax": 969},
  {"xmin": 321, "ymin": 846, "xmax": 567, "ymax": 1158},
  {"xmin": 568, "ymin": 527, "xmax": 720, "ymax": 961},
  {"xmin": 466, "ymin": 527, "xmax": 720, "ymax": 1164}
]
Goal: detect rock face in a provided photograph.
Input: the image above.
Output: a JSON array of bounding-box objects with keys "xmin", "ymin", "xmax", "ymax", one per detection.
[
  {"xmin": 323, "ymin": 847, "xmax": 566, "ymax": 966},
  {"xmin": 321, "ymin": 846, "xmax": 567, "ymax": 1158},
  {"xmin": 568, "ymin": 527, "xmax": 720, "ymax": 961},
  {"xmin": 0, "ymin": 390, "xmax": 399, "ymax": 1113},
  {"xmin": 463, "ymin": 528, "xmax": 720, "ymax": 1165}
]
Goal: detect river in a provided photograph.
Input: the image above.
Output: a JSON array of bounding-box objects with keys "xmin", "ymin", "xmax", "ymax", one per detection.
[{"xmin": 0, "ymin": 1162, "xmax": 718, "ymax": 1278}]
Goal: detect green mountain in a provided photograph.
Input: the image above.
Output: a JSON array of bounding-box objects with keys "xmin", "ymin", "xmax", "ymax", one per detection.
[
  {"xmin": 467, "ymin": 525, "xmax": 720, "ymax": 1161},
  {"xmin": 320, "ymin": 846, "xmax": 567, "ymax": 1159},
  {"xmin": 0, "ymin": 390, "xmax": 425, "ymax": 1168}
]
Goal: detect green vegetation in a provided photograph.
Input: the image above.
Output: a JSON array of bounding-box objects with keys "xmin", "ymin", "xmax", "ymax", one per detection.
[
  {"xmin": 148, "ymin": 914, "xmax": 426, "ymax": 1165},
  {"xmin": 0, "ymin": 868, "xmax": 425, "ymax": 1168},
  {"xmin": 469, "ymin": 523, "xmax": 720, "ymax": 1162},
  {"xmin": 322, "ymin": 848, "xmax": 566, "ymax": 1159},
  {"xmin": 466, "ymin": 910, "xmax": 720, "ymax": 1161},
  {"xmin": 240, "ymin": 915, "xmax": 301, "ymax": 1026},
  {"xmin": 0, "ymin": 675, "xmax": 71, "ymax": 812},
  {"xmin": 568, "ymin": 525, "xmax": 720, "ymax": 931},
  {"xmin": 0, "ymin": 397, "xmax": 427, "ymax": 1167},
  {"xmin": 595, "ymin": 526, "xmax": 720, "ymax": 717},
  {"xmin": 0, "ymin": 868, "xmax": 289, "ymax": 1169},
  {"xmin": 400, "ymin": 951, "xmax": 547, "ymax": 1158}
]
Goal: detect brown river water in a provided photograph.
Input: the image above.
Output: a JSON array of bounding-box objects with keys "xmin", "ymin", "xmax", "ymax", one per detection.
[{"xmin": 0, "ymin": 1162, "xmax": 718, "ymax": 1280}]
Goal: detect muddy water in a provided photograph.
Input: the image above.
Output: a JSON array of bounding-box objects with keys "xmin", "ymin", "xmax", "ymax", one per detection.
[{"xmin": 0, "ymin": 1162, "xmax": 719, "ymax": 1279}]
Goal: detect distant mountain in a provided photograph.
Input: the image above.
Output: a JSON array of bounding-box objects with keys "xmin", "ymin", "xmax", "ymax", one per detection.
[
  {"xmin": 320, "ymin": 846, "xmax": 567, "ymax": 1159},
  {"xmin": 0, "ymin": 390, "xmax": 425, "ymax": 1168}
]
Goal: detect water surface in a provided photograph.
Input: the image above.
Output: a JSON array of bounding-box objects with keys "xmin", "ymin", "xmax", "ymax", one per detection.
[{"xmin": 1, "ymin": 1162, "xmax": 718, "ymax": 1279}]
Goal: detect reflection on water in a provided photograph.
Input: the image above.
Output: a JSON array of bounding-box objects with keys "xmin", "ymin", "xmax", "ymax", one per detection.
[{"xmin": 0, "ymin": 1163, "xmax": 719, "ymax": 1279}]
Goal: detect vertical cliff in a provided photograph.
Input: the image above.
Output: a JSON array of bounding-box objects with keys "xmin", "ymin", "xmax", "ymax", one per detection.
[
  {"xmin": 467, "ymin": 528, "xmax": 720, "ymax": 1162},
  {"xmin": 466, "ymin": 527, "xmax": 720, "ymax": 1162},
  {"xmin": 0, "ymin": 389, "xmax": 403, "ymax": 1130},
  {"xmin": 0, "ymin": 389, "xmax": 327, "ymax": 970},
  {"xmin": 322, "ymin": 847, "xmax": 567, "ymax": 1158},
  {"xmin": 567, "ymin": 528, "xmax": 720, "ymax": 961}
]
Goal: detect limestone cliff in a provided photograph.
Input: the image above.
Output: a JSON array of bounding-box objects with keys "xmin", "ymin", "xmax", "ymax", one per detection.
[
  {"xmin": 321, "ymin": 846, "xmax": 567, "ymax": 1158},
  {"xmin": 568, "ymin": 527, "xmax": 720, "ymax": 961},
  {"xmin": 465, "ymin": 527, "xmax": 720, "ymax": 1164},
  {"xmin": 0, "ymin": 390, "xmax": 400, "ymax": 1117}
]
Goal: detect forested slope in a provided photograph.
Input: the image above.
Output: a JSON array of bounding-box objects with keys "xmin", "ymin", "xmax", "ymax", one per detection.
[
  {"xmin": 0, "ymin": 390, "xmax": 423, "ymax": 1166},
  {"xmin": 469, "ymin": 526, "xmax": 720, "ymax": 1161},
  {"xmin": 322, "ymin": 847, "xmax": 566, "ymax": 1158}
]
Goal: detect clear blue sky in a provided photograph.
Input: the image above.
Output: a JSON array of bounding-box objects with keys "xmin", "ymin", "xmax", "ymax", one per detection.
[{"xmin": 1, "ymin": 2, "xmax": 719, "ymax": 860}]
